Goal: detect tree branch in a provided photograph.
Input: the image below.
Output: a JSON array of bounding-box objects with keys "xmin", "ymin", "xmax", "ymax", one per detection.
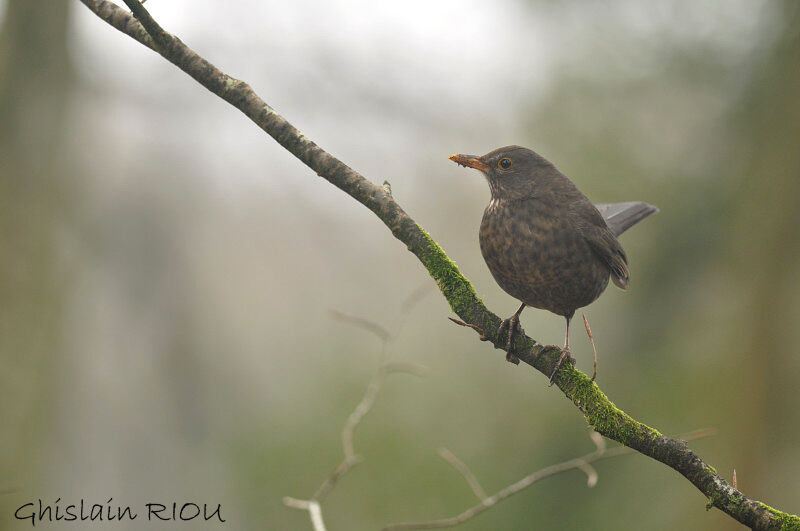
[
  {"xmin": 384, "ymin": 429, "xmax": 715, "ymax": 530},
  {"xmin": 77, "ymin": 1, "xmax": 800, "ymax": 529},
  {"xmin": 282, "ymin": 497, "xmax": 326, "ymax": 531},
  {"xmin": 285, "ymin": 288, "xmax": 429, "ymax": 525},
  {"xmin": 437, "ymin": 448, "xmax": 488, "ymax": 502}
]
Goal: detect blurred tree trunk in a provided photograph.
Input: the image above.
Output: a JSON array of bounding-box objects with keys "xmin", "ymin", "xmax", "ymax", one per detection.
[
  {"xmin": 0, "ymin": 0, "xmax": 73, "ymax": 497},
  {"xmin": 725, "ymin": 1, "xmax": 800, "ymax": 507}
]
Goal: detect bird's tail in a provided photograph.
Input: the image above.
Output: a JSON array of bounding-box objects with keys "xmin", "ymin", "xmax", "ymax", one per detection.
[{"xmin": 594, "ymin": 201, "xmax": 659, "ymax": 237}]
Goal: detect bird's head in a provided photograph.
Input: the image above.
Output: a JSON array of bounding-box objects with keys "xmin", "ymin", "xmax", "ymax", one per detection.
[{"xmin": 449, "ymin": 145, "xmax": 557, "ymax": 200}]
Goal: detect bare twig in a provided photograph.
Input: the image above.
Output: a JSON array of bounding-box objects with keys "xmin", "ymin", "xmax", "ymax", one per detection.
[
  {"xmin": 394, "ymin": 282, "xmax": 434, "ymax": 340},
  {"xmin": 77, "ymin": 2, "xmax": 800, "ymax": 528},
  {"xmin": 589, "ymin": 430, "xmax": 606, "ymax": 454},
  {"xmin": 401, "ymin": 282, "xmax": 435, "ymax": 315},
  {"xmin": 308, "ymin": 454, "xmax": 364, "ymax": 505},
  {"xmin": 285, "ymin": 289, "xmax": 430, "ymax": 522},
  {"xmin": 576, "ymin": 461, "xmax": 599, "ymax": 488},
  {"xmin": 438, "ymin": 448, "xmax": 487, "ymax": 501},
  {"xmin": 383, "ymin": 361, "xmax": 429, "ymax": 377},
  {"xmin": 329, "ymin": 309, "xmax": 391, "ymax": 343},
  {"xmin": 120, "ymin": 0, "xmax": 168, "ymax": 48},
  {"xmin": 328, "ymin": 287, "xmax": 430, "ymax": 480},
  {"xmin": 283, "ymin": 498, "xmax": 326, "ymax": 531},
  {"xmin": 384, "ymin": 429, "xmax": 717, "ymax": 530},
  {"xmin": 448, "ymin": 318, "xmax": 489, "ymax": 341},
  {"xmin": 337, "ymin": 372, "xmax": 384, "ymax": 470},
  {"xmin": 582, "ymin": 314, "xmax": 597, "ymax": 382}
]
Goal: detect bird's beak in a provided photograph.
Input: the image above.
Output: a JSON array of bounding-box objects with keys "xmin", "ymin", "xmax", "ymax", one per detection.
[{"xmin": 449, "ymin": 153, "xmax": 489, "ymax": 171}]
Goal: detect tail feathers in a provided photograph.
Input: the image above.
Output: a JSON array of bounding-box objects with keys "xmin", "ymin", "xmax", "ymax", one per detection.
[{"xmin": 594, "ymin": 201, "xmax": 659, "ymax": 237}]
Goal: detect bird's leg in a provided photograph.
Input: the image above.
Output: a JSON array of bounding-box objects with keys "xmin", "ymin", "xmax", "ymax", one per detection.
[
  {"xmin": 549, "ymin": 316, "xmax": 575, "ymax": 385},
  {"xmin": 582, "ymin": 314, "xmax": 598, "ymax": 382},
  {"xmin": 497, "ymin": 302, "xmax": 525, "ymax": 365}
]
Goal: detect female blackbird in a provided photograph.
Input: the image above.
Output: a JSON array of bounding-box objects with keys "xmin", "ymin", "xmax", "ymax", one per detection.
[{"xmin": 449, "ymin": 146, "xmax": 657, "ymax": 382}]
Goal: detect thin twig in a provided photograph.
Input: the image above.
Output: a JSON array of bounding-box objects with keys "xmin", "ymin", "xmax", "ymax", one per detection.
[
  {"xmin": 438, "ymin": 448, "xmax": 487, "ymax": 501},
  {"xmin": 582, "ymin": 314, "xmax": 597, "ymax": 382},
  {"xmin": 283, "ymin": 498, "xmax": 326, "ymax": 531},
  {"xmin": 394, "ymin": 282, "xmax": 434, "ymax": 340},
  {"xmin": 383, "ymin": 428, "xmax": 717, "ymax": 530},
  {"xmin": 589, "ymin": 430, "xmax": 606, "ymax": 454},
  {"xmin": 295, "ymin": 306, "xmax": 428, "ymax": 511},
  {"xmin": 310, "ymin": 363, "xmax": 382, "ymax": 502},
  {"xmin": 576, "ymin": 461, "xmax": 599, "ymax": 488},
  {"xmin": 309, "ymin": 454, "xmax": 364, "ymax": 504},
  {"xmin": 383, "ymin": 361, "xmax": 429, "ymax": 377},
  {"xmin": 339, "ymin": 372, "xmax": 385, "ymax": 465},
  {"xmin": 312, "ymin": 292, "xmax": 428, "ymax": 503},
  {"xmin": 448, "ymin": 318, "xmax": 489, "ymax": 341},
  {"xmin": 120, "ymin": 0, "xmax": 169, "ymax": 48},
  {"xmin": 401, "ymin": 282, "xmax": 435, "ymax": 315},
  {"xmin": 329, "ymin": 309, "xmax": 391, "ymax": 343}
]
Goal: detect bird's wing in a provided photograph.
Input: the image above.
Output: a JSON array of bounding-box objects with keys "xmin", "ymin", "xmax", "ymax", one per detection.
[
  {"xmin": 571, "ymin": 200, "xmax": 631, "ymax": 290},
  {"xmin": 594, "ymin": 201, "xmax": 659, "ymax": 237},
  {"xmin": 583, "ymin": 224, "xmax": 630, "ymax": 289}
]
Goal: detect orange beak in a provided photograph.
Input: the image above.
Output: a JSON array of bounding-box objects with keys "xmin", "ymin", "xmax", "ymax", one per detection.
[{"xmin": 449, "ymin": 153, "xmax": 489, "ymax": 171}]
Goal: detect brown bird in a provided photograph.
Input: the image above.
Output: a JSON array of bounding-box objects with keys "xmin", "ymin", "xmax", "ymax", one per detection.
[{"xmin": 449, "ymin": 146, "xmax": 658, "ymax": 382}]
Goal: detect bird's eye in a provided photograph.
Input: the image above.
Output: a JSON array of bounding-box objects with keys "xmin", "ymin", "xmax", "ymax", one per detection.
[{"xmin": 498, "ymin": 158, "xmax": 512, "ymax": 170}]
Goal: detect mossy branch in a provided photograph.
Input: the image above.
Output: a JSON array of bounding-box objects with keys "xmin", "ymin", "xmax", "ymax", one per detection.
[{"xmin": 79, "ymin": 1, "xmax": 800, "ymax": 529}]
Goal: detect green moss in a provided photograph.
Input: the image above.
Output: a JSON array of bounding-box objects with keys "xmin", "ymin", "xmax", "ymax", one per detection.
[
  {"xmin": 566, "ymin": 370, "xmax": 661, "ymax": 446},
  {"xmin": 706, "ymin": 490, "xmax": 739, "ymax": 511},
  {"xmin": 757, "ymin": 502, "xmax": 800, "ymax": 530},
  {"xmin": 416, "ymin": 225, "xmax": 482, "ymax": 318}
]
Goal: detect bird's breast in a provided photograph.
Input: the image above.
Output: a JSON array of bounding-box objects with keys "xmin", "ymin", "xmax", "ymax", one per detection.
[{"xmin": 479, "ymin": 199, "xmax": 609, "ymax": 316}]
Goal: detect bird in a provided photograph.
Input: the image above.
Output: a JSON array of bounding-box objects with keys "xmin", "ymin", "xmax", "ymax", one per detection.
[{"xmin": 449, "ymin": 146, "xmax": 658, "ymax": 383}]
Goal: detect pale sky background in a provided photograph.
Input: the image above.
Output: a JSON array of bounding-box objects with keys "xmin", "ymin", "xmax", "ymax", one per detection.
[{"xmin": 67, "ymin": 0, "xmax": 774, "ymax": 193}]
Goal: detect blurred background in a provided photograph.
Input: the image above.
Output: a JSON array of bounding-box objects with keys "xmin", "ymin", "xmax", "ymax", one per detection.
[{"xmin": 1, "ymin": 0, "xmax": 799, "ymax": 529}]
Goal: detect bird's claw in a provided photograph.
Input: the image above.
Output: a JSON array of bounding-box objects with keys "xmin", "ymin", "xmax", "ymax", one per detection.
[
  {"xmin": 548, "ymin": 347, "xmax": 574, "ymax": 386},
  {"xmin": 497, "ymin": 315, "xmax": 522, "ymax": 365}
]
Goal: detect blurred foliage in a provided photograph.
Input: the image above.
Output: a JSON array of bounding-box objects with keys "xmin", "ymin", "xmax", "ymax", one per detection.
[{"xmin": 1, "ymin": 1, "xmax": 799, "ymax": 530}]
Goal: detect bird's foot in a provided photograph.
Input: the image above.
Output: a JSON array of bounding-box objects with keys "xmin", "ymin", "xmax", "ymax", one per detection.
[
  {"xmin": 497, "ymin": 314, "xmax": 523, "ymax": 365},
  {"xmin": 548, "ymin": 347, "xmax": 575, "ymax": 386}
]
